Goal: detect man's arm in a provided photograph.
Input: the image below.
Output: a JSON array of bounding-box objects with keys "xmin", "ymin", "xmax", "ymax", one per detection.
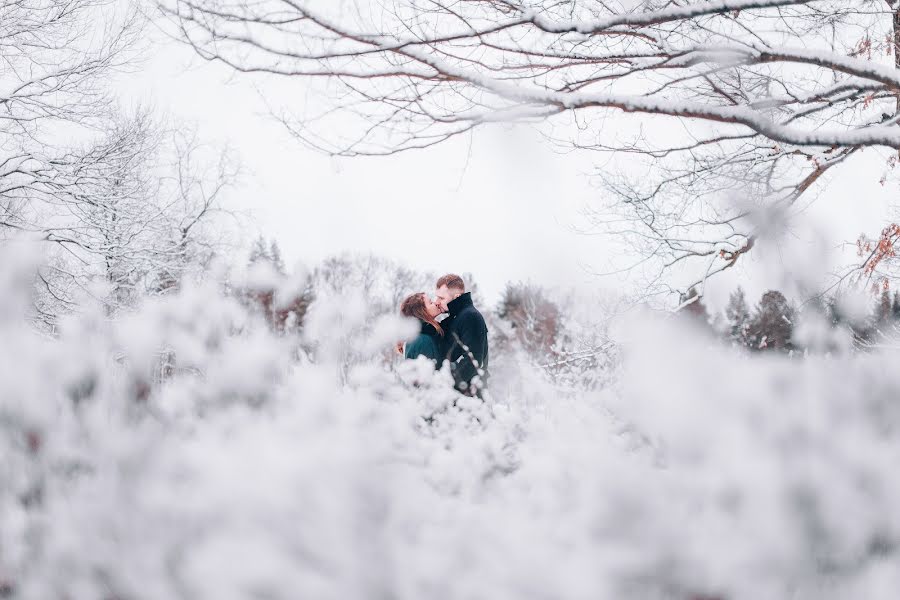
[{"xmin": 449, "ymin": 314, "xmax": 487, "ymax": 392}]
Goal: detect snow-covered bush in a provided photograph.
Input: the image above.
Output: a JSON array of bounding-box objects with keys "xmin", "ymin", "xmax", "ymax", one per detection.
[{"xmin": 2, "ymin": 249, "xmax": 899, "ymax": 600}]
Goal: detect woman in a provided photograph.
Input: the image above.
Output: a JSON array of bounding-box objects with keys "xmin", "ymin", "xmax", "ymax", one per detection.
[{"xmin": 399, "ymin": 292, "xmax": 444, "ymax": 364}]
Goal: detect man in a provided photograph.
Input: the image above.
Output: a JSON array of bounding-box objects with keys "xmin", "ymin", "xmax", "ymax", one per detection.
[{"xmin": 434, "ymin": 274, "xmax": 489, "ymax": 396}]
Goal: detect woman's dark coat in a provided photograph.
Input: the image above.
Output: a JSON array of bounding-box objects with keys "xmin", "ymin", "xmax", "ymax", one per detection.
[{"xmin": 404, "ymin": 321, "xmax": 441, "ymax": 363}]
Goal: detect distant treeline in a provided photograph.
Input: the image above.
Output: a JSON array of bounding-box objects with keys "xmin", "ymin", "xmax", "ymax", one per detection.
[
  {"xmin": 682, "ymin": 286, "xmax": 900, "ymax": 354},
  {"xmin": 241, "ymin": 239, "xmax": 616, "ymax": 388},
  {"xmin": 245, "ymin": 236, "xmax": 900, "ymax": 364}
]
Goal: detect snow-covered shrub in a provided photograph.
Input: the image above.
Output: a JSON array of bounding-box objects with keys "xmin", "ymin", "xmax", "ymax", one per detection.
[{"xmin": 2, "ymin": 250, "xmax": 900, "ymax": 600}]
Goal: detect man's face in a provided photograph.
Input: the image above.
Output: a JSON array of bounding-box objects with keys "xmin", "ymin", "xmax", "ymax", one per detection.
[{"xmin": 435, "ymin": 285, "xmax": 458, "ymax": 313}]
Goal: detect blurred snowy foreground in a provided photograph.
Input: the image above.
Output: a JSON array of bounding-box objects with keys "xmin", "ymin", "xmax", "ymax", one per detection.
[{"xmin": 2, "ymin": 253, "xmax": 900, "ymax": 600}]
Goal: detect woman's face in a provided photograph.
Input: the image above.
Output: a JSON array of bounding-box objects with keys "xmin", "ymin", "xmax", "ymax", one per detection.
[{"xmin": 423, "ymin": 295, "xmax": 442, "ymax": 319}]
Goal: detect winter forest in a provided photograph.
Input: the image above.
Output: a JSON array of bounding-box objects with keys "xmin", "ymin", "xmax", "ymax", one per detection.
[{"xmin": 6, "ymin": 1, "xmax": 900, "ymax": 599}]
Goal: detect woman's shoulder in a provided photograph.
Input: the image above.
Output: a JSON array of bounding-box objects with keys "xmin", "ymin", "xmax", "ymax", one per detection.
[
  {"xmin": 420, "ymin": 321, "xmax": 439, "ymax": 337},
  {"xmin": 405, "ymin": 331, "xmax": 440, "ymax": 360},
  {"xmin": 415, "ymin": 331, "xmax": 440, "ymax": 348}
]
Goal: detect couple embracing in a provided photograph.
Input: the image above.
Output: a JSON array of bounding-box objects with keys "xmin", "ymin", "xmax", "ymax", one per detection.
[{"xmin": 400, "ymin": 274, "xmax": 489, "ymax": 397}]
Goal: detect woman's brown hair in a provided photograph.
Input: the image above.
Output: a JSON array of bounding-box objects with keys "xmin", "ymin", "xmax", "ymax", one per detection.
[{"xmin": 400, "ymin": 292, "xmax": 443, "ymax": 336}]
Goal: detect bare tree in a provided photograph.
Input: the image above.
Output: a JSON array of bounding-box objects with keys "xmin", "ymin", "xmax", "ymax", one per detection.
[
  {"xmin": 0, "ymin": 0, "xmax": 142, "ymax": 233},
  {"xmin": 32, "ymin": 110, "xmax": 240, "ymax": 327},
  {"xmin": 312, "ymin": 253, "xmax": 436, "ymax": 315},
  {"xmin": 152, "ymin": 123, "xmax": 241, "ymax": 292},
  {"xmin": 165, "ymin": 0, "xmax": 900, "ymax": 297},
  {"xmin": 0, "ymin": 0, "xmax": 148, "ymax": 324}
]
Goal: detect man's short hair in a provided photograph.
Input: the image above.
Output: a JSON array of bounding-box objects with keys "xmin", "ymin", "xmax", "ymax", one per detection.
[{"xmin": 436, "ymin": 273, "xmax": 465, "ymax": 291}]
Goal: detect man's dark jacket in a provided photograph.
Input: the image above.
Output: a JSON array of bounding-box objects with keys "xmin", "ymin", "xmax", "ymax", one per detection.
[{"xmin": 439, "ymin": 292, "xmax": 489, "ymax": 394}]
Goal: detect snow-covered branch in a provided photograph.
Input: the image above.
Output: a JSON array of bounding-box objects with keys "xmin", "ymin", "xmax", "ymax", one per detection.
[{"xmin": 165, "ymin": 0, "xmax": 900, "ymax": 295}]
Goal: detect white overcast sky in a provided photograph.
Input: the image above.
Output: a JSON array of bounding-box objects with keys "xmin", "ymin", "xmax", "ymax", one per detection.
[{"xmin": 115, "ymin": 25, "xmax": 894, "ymax": 308}]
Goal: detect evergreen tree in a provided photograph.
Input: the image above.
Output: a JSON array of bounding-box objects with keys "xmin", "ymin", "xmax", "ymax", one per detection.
[
  {"xmin": 825, "ymin": 295, "xmax": 844, "ymax": 329},
  {"xmin": 724, "ymin": 287, "xmax": 751, "ymax": 348},
  {"xmin": 496, "ymin": 282, "xmax": 561, "ymax": 360},
  {"xmin": 871, "ymin": 288, "xmax": 900, "ymax": 341},
  {"xmin": 748, "ymin": 290, "xmax": 794, "ymax": 353},
  {"xmin": 876, "ymin": 289, "xmax": 892, "ymax": 326},
  {"xmin": 243, "ymin": 236, "xmax": 311, "ymax": 334},
  {"xmin": 869, "ymin": 289, "xmax": 894, "ymax": 343},
  {"xmin": 826, "ymin": 292, "xmax": 874, "ymax": 350},
  {"xmin": 269, "ymin": 241, "xmax": 286, "ymax": 276},
  {"xmin": 248, "ymin": 236, "xmax": 287, "ymax": 276},
  {"xmin": 680, "ymin": 286, "xmax": 710, "ymax": 326},
  {"xmin": 248, "ymin": 236, "xmax": 271, "ymax": 266}
]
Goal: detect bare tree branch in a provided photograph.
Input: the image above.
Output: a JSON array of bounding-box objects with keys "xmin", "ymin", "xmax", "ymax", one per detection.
[{"xmin": 162, "ymin": 0, "xmax": 900, "ymax": 297}]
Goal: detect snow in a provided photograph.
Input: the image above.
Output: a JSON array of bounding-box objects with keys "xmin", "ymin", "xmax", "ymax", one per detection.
[
  {"xmin": 6, "ymin": 1, "xmax": 900, "ymax": 597},
  {"xmin": 3, "ymin": 250, "xmax": 900, "ymax": 599},
  {"xmin": 184, "ymin": 0, "xmax": 900, "ymax": 152},
  {"xmin": 375, "ymin": 33, "xmax": 900, "ymax": 150},
  {"xmin": 526, "ymin": 0, "xmax": 816, "ymax": 35}
]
